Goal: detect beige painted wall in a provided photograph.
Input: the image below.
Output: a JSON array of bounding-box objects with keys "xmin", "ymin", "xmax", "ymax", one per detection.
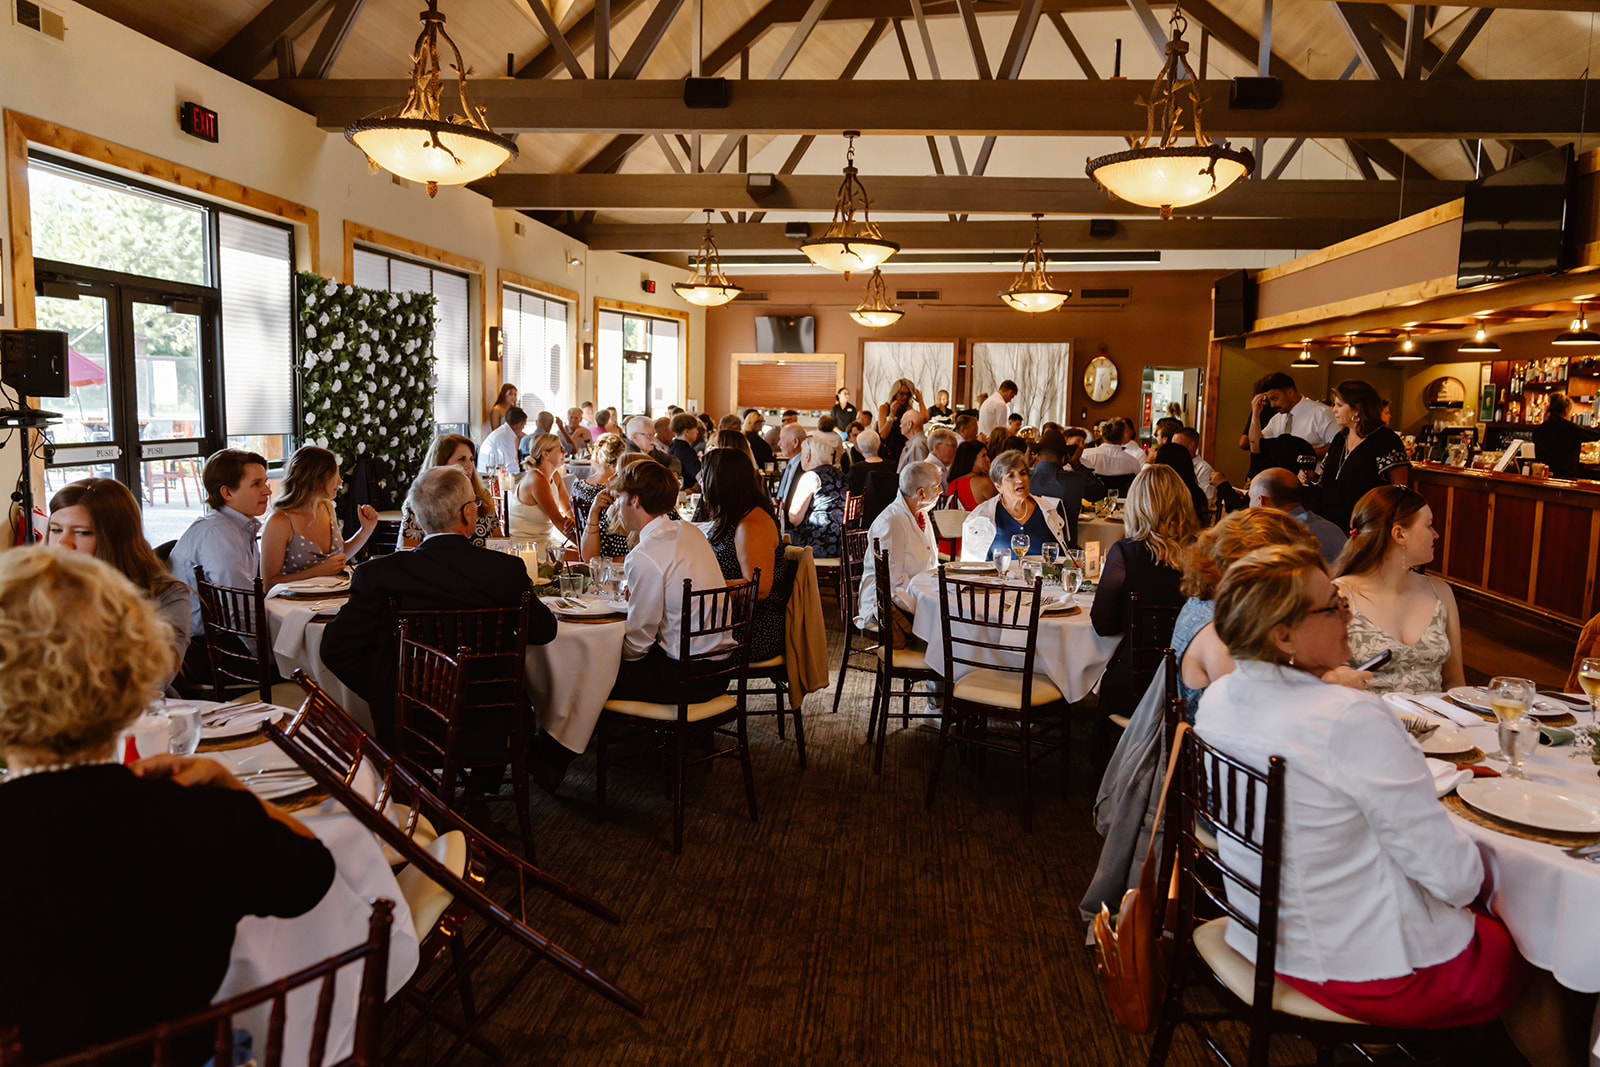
[{"xmin": 0, "ymin": 1, "xmax": 704, "ymax": 535}]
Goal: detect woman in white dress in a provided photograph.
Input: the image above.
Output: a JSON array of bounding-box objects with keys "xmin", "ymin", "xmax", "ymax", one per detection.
[{"xmin": 510, "ymin": 432, "xmax": 576, "ymax": 549}]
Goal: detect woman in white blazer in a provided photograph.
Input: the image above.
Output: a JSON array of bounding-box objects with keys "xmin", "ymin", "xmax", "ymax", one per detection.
[
  {"xmin": 959, "ymin": 449, "xmax": 1068, "ymax": 563},
  {"xmin": 1197, "ymin": 545, "xmax": 1574, "ymax": 1062}
]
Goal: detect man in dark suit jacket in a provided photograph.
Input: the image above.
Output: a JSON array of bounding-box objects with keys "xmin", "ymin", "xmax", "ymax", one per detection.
[{"xmin": 321, "ymin": 466, "xmax": 556, "ymax": 741}]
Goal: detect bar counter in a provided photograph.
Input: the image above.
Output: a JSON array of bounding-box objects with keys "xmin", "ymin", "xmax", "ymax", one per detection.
[{"xmin": 1408, "ymin": 462, "xmax": 1600, "ymax": 627}]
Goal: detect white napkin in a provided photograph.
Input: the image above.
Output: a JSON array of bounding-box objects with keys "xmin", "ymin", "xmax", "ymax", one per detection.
[
  {"xmin": 200, "ymin": 707, "xmax": 282, "ymax": 735},
  {"xmin": 272, "ymin": 605, "xmax": 316, "ymax": 663},
  {"xmin": 1385, "ymin": 693, "xmax": 1483, "ymax": 729},
  {"xmin": 267, "ymin": 576, "xmax": 350, "ymax": 600},
  {"xmin": 1424, "ymin": 757, "xmax": 1472, "ymax": 797}
]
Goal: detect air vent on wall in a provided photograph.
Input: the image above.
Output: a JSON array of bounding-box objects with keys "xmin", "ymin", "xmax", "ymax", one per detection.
[
  {"xmin": 1080, "ymin": 288, "xmax": 1131, "ymax": 300},
  {"xmin": 895, "ymin": 289, "xmax": 941, "ymax": 301},
  {"xmin": 732, "ymin": 291, "xmax": 770, "ymax": 302},
  {"xmin": 14, "ymin": 0, "xmax": 65, "ymax": 39}
]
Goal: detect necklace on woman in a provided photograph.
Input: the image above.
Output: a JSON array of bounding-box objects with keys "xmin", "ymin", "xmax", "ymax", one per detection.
[{"xmin": 5, "ymin": 756, "xmax": 119, "ymax": 782}]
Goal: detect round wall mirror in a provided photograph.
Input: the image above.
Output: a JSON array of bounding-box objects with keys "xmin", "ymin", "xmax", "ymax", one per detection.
[{"xmin": 1084, "ymin": 355, "xmax": 1118, "ymax": 402}]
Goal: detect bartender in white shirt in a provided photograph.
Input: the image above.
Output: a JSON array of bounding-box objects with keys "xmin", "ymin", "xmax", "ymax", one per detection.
[
  {"xmin": 1250, "ymin": 372, "xmax": 1340, "ymax": 456},
  {"xmin": 478, "ymin": 406, "xmax": 526, "ymax": 474},
  {"xmin": 607, "ymin": 460, "xmax": 734, "ymax": 703},
  {"xmin": 978, "ymin": 380, "xmax": 1018, "ymax": 436},
  {"xmin": 855, "ymin": 460, "xmax": 942, "ymax": 647}
]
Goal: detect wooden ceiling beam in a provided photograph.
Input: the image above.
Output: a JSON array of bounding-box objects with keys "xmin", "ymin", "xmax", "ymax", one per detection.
[
  {"xmin": 209, "ymin": 0, "xmax": 331, "ymax": 78},
  {"xmin": 271, "ymin": 77, "xmax": 1600, "ymax": 140},
  {"xmin": 517, "ymin": 0, "xmax": 650, "ymax": 78},
  {"xmin": 472, "ymin": 173, "xmax": 1464, "ymax": 218},
  {"xmin": 300, "ymin": 0, "xmax": 366, "ymax": 80},
  {"xmin": 571, "ymin": 217, "xmax": 1374, "ymax": 251},
  {"xmin": 1304, "ymin": 0, "xmax": 1599, "ymax": 11}
]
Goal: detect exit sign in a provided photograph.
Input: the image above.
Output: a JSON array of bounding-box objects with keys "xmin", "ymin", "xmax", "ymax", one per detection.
[
  {"xmin": 180, "ymin": 102, "xmax": 218, "ymax": 142},
  {"xmin": 641, "ymin": 280, "xmax": 657, "ymax": 294}
]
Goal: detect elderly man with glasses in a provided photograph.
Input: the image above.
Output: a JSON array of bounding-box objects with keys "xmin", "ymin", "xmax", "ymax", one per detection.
[{"xmin": 320, "ymin": 465, "xmax": 556, "ymax": 742}]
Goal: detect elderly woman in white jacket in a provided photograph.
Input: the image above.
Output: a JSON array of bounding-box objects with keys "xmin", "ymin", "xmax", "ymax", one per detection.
[
  {"xmin": 1196, "ymin": 544, "xmax": 1577, "ymax": 1064},
  {"xmin": 959, "ymin": 449, "xmax": 1068, "ymax": 562}
]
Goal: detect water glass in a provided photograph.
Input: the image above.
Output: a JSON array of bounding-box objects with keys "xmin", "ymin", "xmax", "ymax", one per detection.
[
  {"xmin": 164, "ymin": 705, "xmax": 201, "ymax": 757},
  {"xmin": 991, "ymin": 546, "xmax": 1012, "ymax": 577},
  {"xmin": 558, "ymin": 572, "xmax": 584, "ymax": 599},
  {"xmin": 1063, "ymin": 566, "xmax": 1083, "ymax": 596},
  {"xmin": 1021, "ymin": 560, "xmax": 1042, "ymax": 587},
  {"xmin": 1106, "ymin": 489, "xmax": 1120, "ymax": 510},
  {"xmin": 1497, "ymin": 718, "xmax": 1539, "ymax": 779},
  {"xmin": 1485, "ymin": 675, "xmax": 1535, "ymax": 760}
]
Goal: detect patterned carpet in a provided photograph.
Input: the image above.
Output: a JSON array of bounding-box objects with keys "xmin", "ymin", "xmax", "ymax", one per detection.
[{"xmin": 389, "ymin": 624, "xmax": 1531, "ymax": 1067}]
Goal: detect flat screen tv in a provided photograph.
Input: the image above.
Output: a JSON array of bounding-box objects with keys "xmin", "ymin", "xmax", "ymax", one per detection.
[
  {"xmin": 1457, "ymin": 145, "xmax": 1574, "ymax": 289},
  {"xmin": 755, "ymin": 315, "xmax": 815, "ymax": 354}
]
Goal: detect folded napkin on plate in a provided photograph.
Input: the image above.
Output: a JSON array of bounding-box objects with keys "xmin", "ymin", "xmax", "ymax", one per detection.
[
  {"xmin": 1539, "ymin": 725, "xmax": 1577, "ymax": 746},
  {"xmin": 266, "ymin": 576, "xmax": 350, "ymax": 600},
  {"xmin": 1424, "ymin": 757, "xmax": 1472, "ymax": 797},
  {"xmin": 200, "ymin": 707, "xmax": 281, "ymax": 734},
  {"xmin": 1383, "ymin": 693, "xmax": 1483, "ymax": 729}
]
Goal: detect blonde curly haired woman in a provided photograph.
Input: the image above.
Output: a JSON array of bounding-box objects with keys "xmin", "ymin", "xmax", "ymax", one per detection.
[
  {"xmin": 1090, "ymin": 463, "xmax": 1200, "ymax": 716},
  {"xmin": 0, "ymin": 548, "xmax": 334, "ymax": 1064}
]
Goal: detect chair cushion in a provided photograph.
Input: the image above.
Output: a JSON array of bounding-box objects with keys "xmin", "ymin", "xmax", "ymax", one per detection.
[
  {"xmin": 1192, "ymin": 919, "xmax": 1364, "ymax": 1025},
  {"xmin": 379, "ymin": 804, "xmax": 439, "ymax": 866},
  {"xmin": 951, "ymin": 667, "xmax": 1064, "ymax": 709},
  {"xmin": 394, "ymin": 829, "xmax": 468, "ymax": 939},
  {"xmin": 750, "ymin": 654, "xmax": 785, "ymax": 669},
  {"xmin": 875, "ymin": 645, "xmax": 928, "ymax": 670},
  {"xmin": 604, "ymin": 693, "xmax": 739, "ymax": 722}
]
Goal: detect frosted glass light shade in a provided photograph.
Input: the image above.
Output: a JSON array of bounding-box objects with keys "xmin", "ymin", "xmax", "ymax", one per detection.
[
  {"xmin": 849, "ymin": 307, "xmax": 904, "ymax": 329},
  {"xmin": 347, "ymin": 119, "xmax": 517, "ymax": 188},
  {"xmin": 800, "ymin": 233, "xmax": 898, "ymax": 274},
  {"xmin": 1086, "ymin": 146, "xmax": 1253, "ymax": 216},
  {"xmin": 673, "ymin": 281, "xmax": 742, "ymax": 307}
]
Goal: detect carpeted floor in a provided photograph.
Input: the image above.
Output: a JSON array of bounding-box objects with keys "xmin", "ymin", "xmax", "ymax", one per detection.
[{"xmin": 391, "ymin": 623, "xmax": 1536, "ymax": 1067}]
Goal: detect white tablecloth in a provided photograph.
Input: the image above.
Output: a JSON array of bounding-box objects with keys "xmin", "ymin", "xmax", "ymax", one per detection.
[
  {"xmin": 525, "ymin": 617, "xmax": 627, "ymax": 753},
  {"xmin": 1407, "ymin": 699, "xmax": 1600, "ymax": 1063},
  {"xmin": 207, "ymin": 730, "xmax": 419, "ymax": 1067},
  {"xmin": 905, "ymin": 570, "xmax": 1120, "ymax": 703},
  {"xmin": 265, "ymin": 596, "xmax": 372, "ymax": 732},
  {"xmin": 1075, "ymin": 515, "xmax": 1124, "ymax": 567}
]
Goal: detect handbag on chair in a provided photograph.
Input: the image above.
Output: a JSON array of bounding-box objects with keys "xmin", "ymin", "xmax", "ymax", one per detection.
[{"xmin": 1093, "ymin": 722, "xmax": 1189, "ymax": 1033}]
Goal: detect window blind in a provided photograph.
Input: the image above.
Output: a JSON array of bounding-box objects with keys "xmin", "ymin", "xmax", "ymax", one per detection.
[
  {"xmin": 218, "ymin": 214, "xmax": 294, "ymax": 436},
  {"xmin": 500, "ymin": 288, "xmax": 569, "ymax": 413}
]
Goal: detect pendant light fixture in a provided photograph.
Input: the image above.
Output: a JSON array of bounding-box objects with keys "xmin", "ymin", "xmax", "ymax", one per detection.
[
  {"xmin": 1084, "ymin": 5, "xmax": 1253, "ymax": 218},
  {"xmin": 848, "ymin": 268, "xmax": 904, "ymax": 329},
  {"xmin": 800, "ymin": 132, "xmax": 899, "ymax": 277},
  {"xmin": 999, "ymin": 214, "xmax": 1073, "ymax": 313},
  {"xmin": 1389, "ymin": 332, "xmax": 1423, "ymax": 361},
  {"xmin": 672, "ymin": 210, "xmax": 743, "ymax": 308},
  {"xmin": 1332, "ymin": 338, "xmax": 1364, "ymax": 365},
  {"xmin": 1553, "ymin": 302, "xmax": 1600, "ymax": 345},
  {"xmin": 1292, "ymin": 345, "xmax": 1318, "ymax": 368},
  {"xmin": 1459, "ymin": 320, "xmax": 1502, "ymax": 354},
  {"xmin": 345, "ymin": 0, "xmax": 518, "ymax": 196}
]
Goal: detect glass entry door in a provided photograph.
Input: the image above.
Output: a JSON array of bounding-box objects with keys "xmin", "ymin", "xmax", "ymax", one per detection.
[
  {"xmin": 35, "ymin": 268, "xmax": 220, "ymax": 544},
  {"xmin": 620, "ymin": 349, "xmax": 652, "ymax": 418}
]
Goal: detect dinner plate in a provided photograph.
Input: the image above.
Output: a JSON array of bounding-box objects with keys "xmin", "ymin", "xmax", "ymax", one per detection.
[
  {"xmin": 1457, "ymin": 778, "xmax": 1600, "ymax": 834},
  {"xmin": 1447, "ymin": 686, "xmax": 1572, "ymax": 720},
  {"xmin": 1417, "ymin": 723, "xmax": 1474, "ymax": 757},
  {"xmin": 279, "ymin": 575, "xmax": 351, "ymax": 598},
  {"xmin": 549, "ymin": 595, "xmax": 626, "ymax": 618},
  {"xmin": 945, "ymin": 561, "xmax": 996, "ymax": 574},
  {"xmin": 200, "ymin": 707, "xmax": 287, "ymax": 740}
]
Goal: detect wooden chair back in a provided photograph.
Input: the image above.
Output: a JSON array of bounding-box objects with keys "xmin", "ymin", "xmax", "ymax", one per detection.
[
  {"xmin": 936, "ymin": 566, "xmax": 1047, "ymax": 711},
  {"xmin": 269, "ymin": 674, "xmax": 644, "ymax": 1018},
  {"xmin": 390, "ymin": 595, "xmax": 529, "ymax": 717},
  {"xmin": 193, "ymin": 566, "xmax": 274, "ymax": 703},
  {"xmin": 0, "ymin": 900, "xmax": 393, "ymax": 1067},
  {"xmin": 669, "ymin": 578, "xmax": 757, "ymax": 714},
  {"xmin": 1167, "ymin": 729, "xmax": 1288, "ymax": 1033},
  {"xmin": 392, "ymin": 623, "xmax": 469, "ymax": 786},
  {"xmin": 842, "ymin": 491, "xmax": 864, "ymax": 531},
  {"xmin": 1129, "ymin": 592, "xmax": 1182, "ymax": 705},
  {"xmin": 841, "ymin": 528, "xmax": 869, "ymax": 628}
]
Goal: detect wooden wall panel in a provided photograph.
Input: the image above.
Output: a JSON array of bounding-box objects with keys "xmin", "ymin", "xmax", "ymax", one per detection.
[
  {"xmin": 1415, "ymin": 478, "xmax": 1449, "ymax": 577},
  {"xmin": 1445, "ymin": 487, "xmax": 1490, "ymax": 587},
  {"xmin": 736, "ymin": 360, "xmax": 838, "ymax": 411},
  {"xmin": 1534, "ymin": 503, "xmax": 1593, "ymax": 620},
  {"xmin": 1487, "ymin": 495, "xmax": 1537, "ymax": 599}
]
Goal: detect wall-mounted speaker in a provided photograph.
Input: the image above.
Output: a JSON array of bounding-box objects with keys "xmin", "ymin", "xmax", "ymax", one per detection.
[
  {"xmin": 0, "ymin": 329, "xmax": 69, "ymax": 398},
  {"xmin": 1229, "ymin": 77, "xmax": 1282, "ymax": 110},
  {"xmin": 1089, "ymin": 219, "xmax": 1117, "ymax": 238},
  {"xmin": 683, "ymin": 77, "xmax": 729, "ymax": 108}
]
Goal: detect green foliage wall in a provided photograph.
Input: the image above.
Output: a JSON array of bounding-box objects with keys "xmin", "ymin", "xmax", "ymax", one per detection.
[{"xmin": 297, "ymin": 272, "xmax": 436, "ymax": 501}]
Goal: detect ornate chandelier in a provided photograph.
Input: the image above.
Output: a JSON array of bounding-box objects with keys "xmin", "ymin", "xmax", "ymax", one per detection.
[
  {"xmin": 848, "ymin": 268, "xmax": 904, "ymax": 329},
  {"xmin": 1000, "ymin": 214, "xmax": 1073, "ymax": 314},
  {"xmin": 800, "ymin": 132, "xmax": 899, "ymax": 277},
  {"xmin": 673, "ymin": 211, "xmax": 743, "ymax": 308},
  {"xmin": 345, "ymin": 0, "xmax": 518, "ymax": 197},
  {"xmin": 1084, "ymin": 5, "xmax": 1253, "ymax": 218}
]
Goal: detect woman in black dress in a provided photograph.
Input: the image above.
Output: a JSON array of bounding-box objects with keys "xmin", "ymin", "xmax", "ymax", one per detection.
[
  {"xmin": 1314, "ymin": 379, "xmax": 1410, "ymax": 533},
  {"xmin": 699, "ymin": 449, "xmax": 794, "ymax": 662},
  {"xmin": 786, "ymin": 435, "xmax": 848, "ymax": 558},
  {"xmin": 0, "ymin": 548, "xmax": 334, "ymax": 1065},
  {"xmin": 1151, "ymin": 442, "xmax": 1212, "ymax": 526},
  {"xmin": 874, "ymin": 378, "xmax": 927, "ymax": 467}
]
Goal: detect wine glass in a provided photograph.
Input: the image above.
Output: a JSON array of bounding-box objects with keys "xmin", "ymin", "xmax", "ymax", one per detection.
[
  {"xmin": 1010, "ymin": 534, "xmax": 1030, "ymax": 561},
  {"xmin": 1485, "ymin": 676, "xmax": 1535, "ymax": 760},
  {"xmin": 1579, "ymin": 657, "xmax": 1600, "ymax": 723}
]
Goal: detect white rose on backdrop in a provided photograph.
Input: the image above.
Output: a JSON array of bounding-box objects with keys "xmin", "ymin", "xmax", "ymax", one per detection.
[
  {"xmin": 318, "ymin": 312, "xmax": 329, "ymax": 327},
  {"xmin": 304, "ymin": 324, "xmax": 315, "ymax": 339},
  {"xmin": 340, "ymin": 406, "xmax": 351, "ymax": 418},
  {"xmin": 333, "ymin": 452, "xmax": 342, "ymax": 464},
  {"xmin": 390, "ymin": 436, "xmax": 400, "ymax": 447},
  {"xmin": 358, "ymin": 294, "xmax": 370, "ymax": 308},
  {"xmin": 315, "ymin": 437, "xmax": 329, "ymax": 448},
  {"xmin": 356, "ymin": 440, "xmax": 366, "ymax": 453},
  {"xmin": 388, "ymin": 295, "xmax": 399, "ymax": 310},
  {"xmin": 304, "ymin": 293, "xmax": 315, "ymax": 308},
  {"xmin": 367, "ymin": 381, "xmax": 378, "ymax": 393},
  {"xmin": 331, "ymin": 379, "xmax": 342, "ymax": 391},
  {"xmin": 335, "ymin": 422, "xmax": 347, "ymax": 435},
  {"xmin": 304, "ymin": 412, "xmax": 315, "ymax": 425},
  {"xmin": 323, "ymin": 280, "xmax": 337, "ymax": 296},
  {"xmin": 357, "ymin": 345, "xmax": 370, "ymax": 359},
  {"xmin": 338, "ymin": 361, "xmax": 350, "ymax": 373},
  {"xmin": 332, "ymin": 335, "xmax": 346, "ymax": 351},
  {"xmin": 342, "ymin": 285, "xmax": 353, "ymax": 297}
]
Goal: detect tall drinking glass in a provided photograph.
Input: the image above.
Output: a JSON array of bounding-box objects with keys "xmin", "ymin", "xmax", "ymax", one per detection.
[
  {"xmin": 991, "ymin": 546, "xmax": 1011, "ymax": 577},
  {"xmin": 1485, "ymin": 676, "xmax": 1535, "ymax": 761},
  {"xmin": 165, "ymin": 705, "xmax": 201, "ymax": 756},
  {"xmin": 1497, "ymin": 718, "xmax": 1539, "ymax": 779},
  {"xmin": 1579, "ymin": 657, "xmax": 1600, "ymax": 723}
]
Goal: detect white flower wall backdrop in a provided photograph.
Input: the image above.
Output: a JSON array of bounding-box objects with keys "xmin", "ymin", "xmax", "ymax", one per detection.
[
  {"xmin": 971, "ymin": 342, "xmax": 1072, "ymax": 429},
  {"xmin": 861, "ymin": 341, "xmax": 955, "ymax": 417},
  {"xmin": 297, "ymin": 272, "xmax": 437, "ymax": 502}
]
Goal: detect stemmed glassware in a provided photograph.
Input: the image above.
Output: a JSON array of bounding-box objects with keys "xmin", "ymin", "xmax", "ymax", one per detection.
[
  {"xmin": 1010, "ymin": 534, "xmax": 1030, "ymax": 563},
  {"xmin": 1485, "ymin": 675, "xmax": 1535, "ymax": 765},
  {"xmin": 1579, "ymin": 657, "xmax": 1600, "ymax": 723}
]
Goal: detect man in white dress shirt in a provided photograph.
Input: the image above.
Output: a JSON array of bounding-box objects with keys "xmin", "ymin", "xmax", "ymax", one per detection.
[
  {"xmin": 1251, "ymin": 371, "xmax": 1339, "ymax": 456},
  {"xmin": 477, "ymin": 406, "xmax": 526, "ymax": 474},
  {"xmin": 855, "ymin": 461, "xmax": 941, "ymax": 647},
  {"xmin": 608, "ymin": 461, "xmax": 734, "ymax": 703},
  {"xmin": 1172, "ymin": 427, "xmax": 1218, "ymax": 510},
  {"xmin": 896, "ymin": 409, "xmax": 930, "ymax": 472},
  {"xmin": 978, "ymin": 380, "xmax": 1018, "ymax": 436},
  {"xmin": 1081, "ymin": 418, "xmax": 1145, "ymax": 479}
]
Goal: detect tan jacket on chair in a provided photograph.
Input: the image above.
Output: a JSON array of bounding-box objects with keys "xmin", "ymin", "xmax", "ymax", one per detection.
[
  {"xmin": 784, "ymin": 545, "xmax": 830, "ymax": 699},
  {"xmin": 1566, "ymin": 610, "xmax": 1600, "ymax": 693}
]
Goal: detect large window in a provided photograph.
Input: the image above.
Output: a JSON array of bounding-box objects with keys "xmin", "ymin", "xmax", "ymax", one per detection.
[
  {"xmin": 500, "ymin": 287, "xmax": 569, "ymax": 414},
  {"xmin": 352, "ymin": 248, "xmax": 471, "ymax": 434},
  {"xmin": 28, "ymin": 158, "xmax": 295, "ymax": 542},
  {"xmin": 596, "ymin": 308, "xmax": 680, "ymax": 418}
]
